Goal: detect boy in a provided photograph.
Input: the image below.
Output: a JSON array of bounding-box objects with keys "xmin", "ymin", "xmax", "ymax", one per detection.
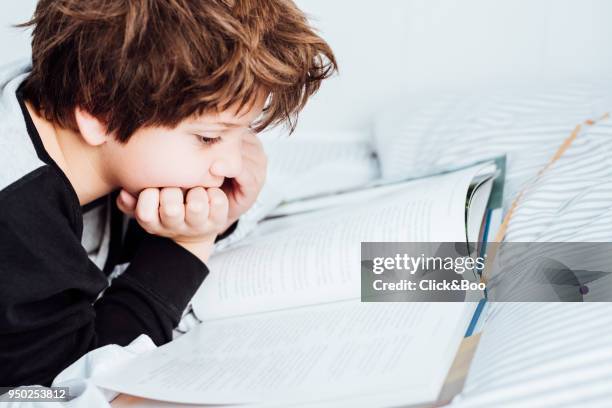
[{"xmin": 0, "ymin": 0, "xmax": 336, "ymax": 387}]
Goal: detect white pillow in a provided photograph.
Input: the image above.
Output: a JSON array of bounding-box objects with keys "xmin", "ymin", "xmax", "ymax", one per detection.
[
  {"xmin": 373, "ymin": 79, "xmax": 612, "ymax": 215},
  {"xmin": 503, "ymin": 115, "xmax": 612, "ymax": 243}
]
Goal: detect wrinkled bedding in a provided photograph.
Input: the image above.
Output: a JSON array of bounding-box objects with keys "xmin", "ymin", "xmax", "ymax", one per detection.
[{"xmin": 4, "ymin": 81, "xmax": 612, "ymax": 407}]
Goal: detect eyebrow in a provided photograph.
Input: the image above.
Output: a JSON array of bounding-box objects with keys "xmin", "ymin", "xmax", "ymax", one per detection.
[
  {"xmin": 215, "ymin": 121, "xmax": 243, "ymax": 128},
  {"xmin": 186, "ymin": 119, "xmax": 254, "ymax": 132}
]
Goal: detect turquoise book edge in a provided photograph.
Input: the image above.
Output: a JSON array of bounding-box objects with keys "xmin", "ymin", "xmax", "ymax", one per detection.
[{"xmin": 464, "ymin": 155, "xmax": 506, "ymax": 337}]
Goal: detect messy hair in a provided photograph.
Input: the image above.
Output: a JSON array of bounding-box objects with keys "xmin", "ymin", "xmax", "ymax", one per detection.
[{"xmin": 18, "ymin": 0, "xmax": 337, "ymax": 142}]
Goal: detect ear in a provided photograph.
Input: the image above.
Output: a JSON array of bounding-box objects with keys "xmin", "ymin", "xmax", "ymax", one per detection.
[{"xmin": 74, "ymin": 107, "xmax": 111, "ymax": 146}]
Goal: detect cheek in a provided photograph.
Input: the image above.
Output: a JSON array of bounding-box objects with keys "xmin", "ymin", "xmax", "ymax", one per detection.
[{"xmin": 113, "ymin": 145, "xmax": 214, "ymax": 194}]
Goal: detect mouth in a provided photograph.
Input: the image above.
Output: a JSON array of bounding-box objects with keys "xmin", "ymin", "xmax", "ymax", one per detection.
[
  {"xmin": 210, "ymin": 178, "xmax": 226, "ymax": 189},
  {"xmin": 178, "ymin": 179, "xmax": 226, "ymax": 194}
]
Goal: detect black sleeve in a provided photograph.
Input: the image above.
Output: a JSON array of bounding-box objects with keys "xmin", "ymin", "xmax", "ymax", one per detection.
[
  {"xmin": 0, "ymin": 169, "xmax": 210, "ymax": 388},
  {"xmin": 94, "ymin": 234, "xmax": 209, "ymax": 347},
  {"xmin": 215, "ymin": 218, "xmax": 239, "ymax": 242}
]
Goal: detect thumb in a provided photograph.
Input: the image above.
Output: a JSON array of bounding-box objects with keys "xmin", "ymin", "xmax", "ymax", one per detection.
[{"xmin": 116, "ymin": 188, "xmax": 137, "ymax": 216}]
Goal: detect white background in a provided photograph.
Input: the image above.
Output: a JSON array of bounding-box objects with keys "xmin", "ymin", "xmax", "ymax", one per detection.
[{"xmin": 3, "ymin": 0, "xmax": 611, "ymax": 132}]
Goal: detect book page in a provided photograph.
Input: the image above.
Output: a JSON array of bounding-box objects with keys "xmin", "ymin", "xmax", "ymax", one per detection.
[
  {"xmin": 268, "ymin": 159, "xmax": 499, "ymax": 219},
  {"xmin": 454, "ymin": 303, "xmax": 612, "ymax": 407},
  {"xmin": 267, "ymin": 173, "xmax": 440, "ymax": 218},
  {"xmin": 192, "ymin": 165, "xmax": 487, "ymax": 321},
  {"xmin": 94, "ymin": 301, "xmax": 477, "ymax": 406},
  {"xmin": 218, "ymin": 136, "xmax": 380, "ymax": 250},
  {"xmin": 466, "ymin": 178, "xmax": 494, "ymax": 244}
]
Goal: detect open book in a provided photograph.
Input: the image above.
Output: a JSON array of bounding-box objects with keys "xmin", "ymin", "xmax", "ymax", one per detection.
[
  {"xmin": 453, "ymin": 302, "xmax": 612, "ymax": 407},
  {"xmin": 93, "ymin": 162, "xmax": 500, "ymax": 406}
]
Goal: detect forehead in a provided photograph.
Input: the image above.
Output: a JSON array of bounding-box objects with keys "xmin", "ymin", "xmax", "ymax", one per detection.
[{"xmin": 188, "ymin": 90, "xmax": 269, "ymax": 127}]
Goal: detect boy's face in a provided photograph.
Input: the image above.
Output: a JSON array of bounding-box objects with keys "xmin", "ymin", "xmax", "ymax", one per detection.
[{"xmin": 101, "ymin": 92, "xmax": 268, "ymax": 196}]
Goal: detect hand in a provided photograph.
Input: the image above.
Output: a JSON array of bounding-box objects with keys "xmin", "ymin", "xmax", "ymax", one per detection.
[
  {"xmin": 116, "ymin": 187, "xmax": 229, "ymax": 262},
  {"xmin": 221, "ymin": 131, "xmax": 268, "ymax": 231}
]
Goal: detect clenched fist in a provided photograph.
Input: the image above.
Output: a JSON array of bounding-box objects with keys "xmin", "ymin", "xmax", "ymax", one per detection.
[
  {"xmin": 116, "ymin": 186, "xmax": 229, "ymax": 262},
  {"xmin": 221, "ymin": 130, "xmax": 267, "ymax": 230}
]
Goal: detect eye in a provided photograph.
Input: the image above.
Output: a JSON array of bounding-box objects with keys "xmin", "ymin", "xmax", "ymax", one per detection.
[{"xmin": 195, "ymin": 134, "xmax": 222, "ymax": 146}]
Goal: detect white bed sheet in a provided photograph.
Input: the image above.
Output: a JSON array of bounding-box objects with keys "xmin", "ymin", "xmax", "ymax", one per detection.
[{"xmin": 5, "ymin": 81, "xmax": 612, "ymax": 408}]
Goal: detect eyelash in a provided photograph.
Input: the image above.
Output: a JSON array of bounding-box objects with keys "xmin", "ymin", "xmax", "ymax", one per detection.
[{"xmin": 195, "ymin": 134, "xmax": 222, "ymax": 146}]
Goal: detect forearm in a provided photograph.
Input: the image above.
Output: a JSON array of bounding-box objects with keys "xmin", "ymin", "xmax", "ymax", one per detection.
[{"xmin": 0, "ymin": 235, "xmax": 208, "ymax": 387}]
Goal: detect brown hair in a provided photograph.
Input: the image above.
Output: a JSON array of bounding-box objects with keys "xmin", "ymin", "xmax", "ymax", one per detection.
[{"xmin": 18, "ymin": 0, "xmax": 337, "ymax": 142}]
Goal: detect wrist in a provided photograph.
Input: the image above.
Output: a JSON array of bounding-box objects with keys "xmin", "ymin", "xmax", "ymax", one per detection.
[
  {"xmin": 173, "ymin": 237, "xmax": 216, "ymax": 262},
  {"xmin": 223, "ymin": 215, "xmax": 239, "ymax": 233}
]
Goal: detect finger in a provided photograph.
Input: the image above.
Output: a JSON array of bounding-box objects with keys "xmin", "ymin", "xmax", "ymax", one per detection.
[
  {"xmin": 159, "ymin": 187, "xmax": 185, "ymax": 229},
  {"xmin": 116, "ymin": 189, "xmax": 137, "ymax": 216},
  {"xmin": 206, "ymin": 187, "xmax": 229, "ymax": 227},
  {"xmin": 185, "ymin": 187, "xmax": 209, "ymax": 228},
  {"xmin": 135, "ymin": 188, "xmax": 161, "ymax": 232}
]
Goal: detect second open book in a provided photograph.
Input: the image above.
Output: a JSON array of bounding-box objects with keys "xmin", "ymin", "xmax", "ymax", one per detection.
[{"xmin": 93, "ymin": 162, "xmax": 500, "ymax": 407}]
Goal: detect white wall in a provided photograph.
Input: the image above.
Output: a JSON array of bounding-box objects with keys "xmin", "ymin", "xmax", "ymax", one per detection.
[
  {"xmin": 294, "ymin": 0, "xmax": 612, "ymax": 131},
  {"xmin": 2, "ymin": 1, "xmax": 37, "ymax": 62},
  {"xmin": 3, "ymin": 0, "xmax": 611, "ymax": 132}
]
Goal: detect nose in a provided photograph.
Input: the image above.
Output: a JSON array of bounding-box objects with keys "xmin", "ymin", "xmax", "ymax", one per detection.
[{"xmin": 209, "ymin": 137, "xmax": 243, "ymax": 180}]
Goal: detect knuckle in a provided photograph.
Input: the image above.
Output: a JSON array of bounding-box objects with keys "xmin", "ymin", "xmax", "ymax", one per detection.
[
  {"xmin": 161, "ymin": 187, "xmax": 183, "ymax": 203},
  {"xmin": 141, "ymin": 224, "xmax": 157, "ymax": 235},
  {"xmin": 162, "ymin": 204, "xmax": 181, "ymax": 218},
  {"xmin": 206, "ymin": 187, "xmax": 222, "ymax": 200},
  {"xmin": 186, "ymin": 186, "xmax": 206, "ymax": 202},
  {"xmin": 141, "ymin": 187, "xmax": 159, "ymax": 199},
  {"xmin": 135, "ymin": 206, "xmax": 151, "ymax": 222},
  {"xmin": 136, "ymin": 215, "xmax": 156, "ymax": 232},
  {"xmin": 212, "ymin": 192, "xmax": 229, "ymax": 207},
  {"xmin": 188, "ymin": 201, "xmax": 204, "ymax": 213},
  {"xmin": 187, "ymin": 203, "xmax": 207, "ymax": 219}
]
